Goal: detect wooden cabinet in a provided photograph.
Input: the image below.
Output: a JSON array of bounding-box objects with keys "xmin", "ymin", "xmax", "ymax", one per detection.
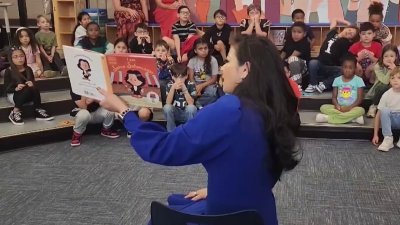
[{"xmin": 52, "ymin": 0, "xmax": 85, "ymax": 49}]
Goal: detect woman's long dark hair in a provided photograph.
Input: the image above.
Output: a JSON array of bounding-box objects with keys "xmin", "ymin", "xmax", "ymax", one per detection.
[
  {"xmin": 71, "ymin": 11, "xmax": 90, "ymax": 45},
  {"xmin": 232, "ymin": 35, "xmax": 300, "ymax": 178},
  {"xmin": 14, "ymin": 28, "xmax": 39, "ymax": 53},
  {"xmin": 188, "ymin": 38, "xmax": 212, "ymax": 75}
]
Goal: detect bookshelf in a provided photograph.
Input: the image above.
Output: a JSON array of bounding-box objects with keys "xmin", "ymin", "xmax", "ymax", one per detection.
[{"xmin": 52, "ymin": 0, "xmax": 85, "ymax": 49}]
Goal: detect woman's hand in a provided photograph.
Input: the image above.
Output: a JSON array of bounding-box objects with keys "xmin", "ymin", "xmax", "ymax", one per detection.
[
  {"xmin": 169, "ymin": 1, "xmax": 181, "ymax": 9},
  {"xmin": 97, "ymin": 88, "xmax": 129, "ymax": 114},
  {"xmin": 185, "ymin": 188, "xmax": 207, "ymax": 201},
  {"xmin": 127, "ymin": 8, "xmax": 140, "ymax": 18}
]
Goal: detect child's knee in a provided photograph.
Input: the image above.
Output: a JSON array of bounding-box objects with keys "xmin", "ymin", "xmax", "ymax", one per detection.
[
  {"xmin": 75, "ymin": 109, "xmax": 91, "ymax": 122},
  {"xmin": 185, "ymin": 105, "xmax": 197, "ymax": 114},
  {"xmin": 163, "ymin": 104, "xmax": 174, "ymax": 113},
  {"xmin": 138, "ymin": 108, "xmax": 152, "ymax": 121}
]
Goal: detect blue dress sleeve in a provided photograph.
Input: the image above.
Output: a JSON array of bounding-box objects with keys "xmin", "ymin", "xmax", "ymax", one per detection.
[{"xmin": 124, "ymin": 95, "xmax": 241, "ymax": 166}]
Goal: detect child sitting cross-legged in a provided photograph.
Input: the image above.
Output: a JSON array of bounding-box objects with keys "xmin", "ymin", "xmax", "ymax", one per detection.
[
  {"xmin": 163, "ymin": 63, "xmax": 197, "ymax": 132},
  {"xmin": 316, "ymin": 54, "xmax": 365, "ymax": 125},
  {"xmin": 372, "ymin": 67, "xmax": 400, "ymax": 151}
]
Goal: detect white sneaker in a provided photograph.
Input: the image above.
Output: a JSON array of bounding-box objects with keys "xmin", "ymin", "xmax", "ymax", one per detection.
[
  {"xmin": 304, "ymin": 84, "xmax": 316, "ymax": 93},
  {"xmin": 315, "ymin": 82, "xmax": 326, "ymax": 93},
  {"xmin": 367, "ymin": 104, "xmax": 377, "ymax": 118},
  {"xmin": 396, "ymin": 139, "xmax": 400, "ymax": 148},
  {"xmin": 316, "ymin": 113, "xmax": 328, "ymax": 123},
  {"xmin": 352, "ymin": 116, "xmax": 364, "ymax": 125},
  {"xmin": 378, "ymin": 136, "xmax": 394, "ymax": 152}
]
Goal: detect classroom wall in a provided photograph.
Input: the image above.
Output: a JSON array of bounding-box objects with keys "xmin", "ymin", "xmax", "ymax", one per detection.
[{"xmin": 0, "ymin": 0, "xmax": 399, "ymax": 24}]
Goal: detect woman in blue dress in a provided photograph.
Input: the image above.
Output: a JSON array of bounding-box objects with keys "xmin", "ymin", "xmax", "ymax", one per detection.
[{"xmin": 98, "ymin": 35, "xmax": 300, "ymax": 225}]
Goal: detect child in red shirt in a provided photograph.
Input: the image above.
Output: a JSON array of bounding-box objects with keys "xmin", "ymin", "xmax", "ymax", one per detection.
[{"xmin": 349, "ymin": 22, "xmax": 382, "ymax": 85}]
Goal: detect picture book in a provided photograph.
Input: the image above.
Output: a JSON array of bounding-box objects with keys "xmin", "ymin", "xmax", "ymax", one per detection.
[
  {"xmin": 106, "ymin": 54, "xmax": 162, "ymax": 109},
  {"xmin": 63, "ymin": 46, "xmax": 161, "ymax": 109},
  {"xmin": 63, "ymin": 46, "xmax": 112, "ymax": 100}
]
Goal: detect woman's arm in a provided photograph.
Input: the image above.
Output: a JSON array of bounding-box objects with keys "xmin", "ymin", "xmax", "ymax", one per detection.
[
  {"xmin": 123, "ymin": 96, "xmax": 239, "ymax": 166},
  {"xmin": 140, "ymin": 0, "xmax": 149, "ymax": 22}
]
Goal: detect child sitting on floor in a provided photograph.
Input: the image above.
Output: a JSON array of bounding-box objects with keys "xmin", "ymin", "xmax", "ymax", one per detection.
[
  {"xmin": 154, "ymin": 40, "xmax": 174, "ymax": 105},
  {"xmin": 4, "ymin": 47, "xmax": 54, "ymax": 125},
  {"xmin": 349, "ymin": 22, "xmax": 382, "ymax": 85},
  {"xmin": 129, "ymin": 23, "xmax": 153, "ymax": 54},
  {"xmin": 35, "ymin": 15, "xmax": 68, "ymax": 77},
  {"xmin": 281, "ymin": 21, "xmax": 310, "ymax": 92},
  {"xmin": 15, "ymin": 27, "xmax": 44, "ymax": 79},
  {"xmin": 316, "ymin": 54, "xmax": 365, "ymax": 125},
  {"xmin": 372, "ymin": 67, "xmax": 400, "ymax": 151},
  {"xmin": 77, "ymin": 22, "xmax": 114, "ymax": 54},
  {"xmin": 367, "ymin": 44, "xmax": 399, "ymax": 118},
  {"xmin": 240, "ymin": 4, "xmax": 269, "ymax": 37},
  {"xmin": 72, "ymin": 11, "xmax": 91, "ymax": 47},
  {"xmin": 164, "ymin": 63, "xmax": 197, "ymax": 131}
]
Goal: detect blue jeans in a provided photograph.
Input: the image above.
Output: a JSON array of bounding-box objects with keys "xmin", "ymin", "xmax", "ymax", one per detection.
[
  {"xmin": 380, "ymin": 108, "xmax": 400, "ymax": 136},
  {"xmin": 309, "ymin": 59, "xmax": 342, "ymax": 89},
  {"xmin": 163, "ymin": 104, "xmax": 197, "ymax": 131}
]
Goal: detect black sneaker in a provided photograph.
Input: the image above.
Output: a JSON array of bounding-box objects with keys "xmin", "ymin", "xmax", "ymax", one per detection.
[
  {"xmin": 9, "ymin": 110, "xmax": 24, "ymax": 125},
  {"xmin": 35, "ymin": 108, "xmax": 54, "ymax": 121}
]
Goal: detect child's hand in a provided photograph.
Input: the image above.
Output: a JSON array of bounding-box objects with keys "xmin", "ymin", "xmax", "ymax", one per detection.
[
  {"xmin": 177, "ymin": 55, "xmax": 182, "ymax": 63},
  {"xmin": 388, "ymin": 63, "xmax": 396, "ymax": 70},
  {"xmin": 144, "ymin": 35, "xmax": 151, "ymax": 43},
  {"xmin": 196, "ymin": 85, "xmax": 204, "ymax": 96},
  {"xmin": 340, "ymin": 106, "xmax": 351, "ymax": 112},
  {"xmin": 47, "ymin": 55, "xmax": 53, "ymax": 63},
  {"xmin": 15, "ymin": 84, "xmax": 26, "ymax": 91},
  {"xmin": 25, "ymin": 81, "xmax": 33, "ymax": 87},
  {"xmin": 372, "ymin": 135, "xmax": 380, "ymax": 146},
  {"xmin": 137, "ymin": 36, "xmax": 143, "ymax": 44},
  {"xmin": 127, "ymin": 8, "xmax": 139, "ymax": 19},
  {"xmin": 334, "ymin": 105, "xmax": 341, "ymax": 111}
]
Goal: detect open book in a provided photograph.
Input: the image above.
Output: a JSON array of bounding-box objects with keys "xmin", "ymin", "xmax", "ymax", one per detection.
[{"xmin": 63, "ymin": 46, "xmax": 161, "ymax": 109}]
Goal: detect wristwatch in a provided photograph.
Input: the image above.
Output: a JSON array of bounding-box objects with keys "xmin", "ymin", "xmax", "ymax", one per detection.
[{"xmin": 119, "ymin": 108, "xmax": 134, "ymax": 120}]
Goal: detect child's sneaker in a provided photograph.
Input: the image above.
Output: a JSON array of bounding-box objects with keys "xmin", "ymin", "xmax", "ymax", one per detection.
[
  {"xmin": 127, "ymin": 131, "xmax": 132, "ymax": 139},
  {"xmin": 9, "ymin": 110, "xmax": 24, "ymax": 125},
  {"xmin": 101, "ymin": 128, "xmax": 120, "ymax": 138},
  {"xmin": 304, "ymin": 84, "xmax": 316, "ymax": 93},
  {"xmin": 61, "ymin": 66, "xmax": 68, "ymax": 76},
  {"xmin": 352, "ymin": 116, "xmax": 364, "ymax": 125},
  {"xmin": 367, "ymin": 104, "xmax": 377, "ymax": 118},
  {"xmin": 378, "ymin": 136, "xmax": 394, "ymax": 152},
  {"xmin": 71, "ymin": 131, "xmax": 82, "ymax": 147},
  {"xmin": 315, "ymin": 82, "xmax": 326, "ymax": 93},
  {"xmin": 35, "ymin": 108, "xmax": 54, "ymax": 121},
  {"xmin": 315, "ymin": 113, "xmax": 328, "ymax": 123}
]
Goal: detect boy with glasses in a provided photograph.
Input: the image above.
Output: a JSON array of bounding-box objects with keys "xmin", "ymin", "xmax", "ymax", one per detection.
[
  {"xmin": 171, "ymin": 6, "xmax": 199, "ymax": 63},
  {"xmin": 203, "ymin": 9, "xmax": 232, "ymax": 66},
  {"xmin": 129, "ymin": 23, "xmax": 153, "ymax": 54}
]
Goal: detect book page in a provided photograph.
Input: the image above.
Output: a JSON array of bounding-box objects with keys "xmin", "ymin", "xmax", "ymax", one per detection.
[
  {"xmin": 107, "ymin": 54, "xmax": 162, "ymax": 109},
  {"xmin": 63, "ymin": 46, "xmax": 112, "ymax": 100}
]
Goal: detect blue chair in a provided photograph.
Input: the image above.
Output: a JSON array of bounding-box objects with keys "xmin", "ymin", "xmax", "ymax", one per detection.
[{"xmin": 150, "ymin": 201, "xmax": 264, "ymax": 225}]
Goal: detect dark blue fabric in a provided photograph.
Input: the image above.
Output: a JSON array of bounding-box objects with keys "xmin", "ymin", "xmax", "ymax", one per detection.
[{"xmin": 124, "ymin": 94, "xmax": 279, "ymax": 225}]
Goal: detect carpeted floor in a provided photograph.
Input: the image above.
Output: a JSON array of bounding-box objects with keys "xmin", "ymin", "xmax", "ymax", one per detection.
[{"xmin": 0, "ymin": 137, "xmax": 399, "ymax": 225}]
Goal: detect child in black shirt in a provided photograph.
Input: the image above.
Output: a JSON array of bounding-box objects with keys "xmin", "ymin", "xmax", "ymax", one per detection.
[
  {"xmin": 202, "ymin": 9, "xmax": 232, "ymax": 66},
  {"xmin": 240, "ymin": 4, "xmax": 269, "ymax": 37},
  {"xmin": 129, "ymin": 23, "xmax": 153, "ymax": 54},
  {"xmin": 281, "ymin": 22, "xmax": 311, "ymax": 91}
]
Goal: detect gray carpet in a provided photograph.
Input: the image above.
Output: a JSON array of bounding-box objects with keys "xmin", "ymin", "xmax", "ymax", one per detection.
[{"xmin": 0, "ymin": 137, "xmax": 399, "ymax": 225}]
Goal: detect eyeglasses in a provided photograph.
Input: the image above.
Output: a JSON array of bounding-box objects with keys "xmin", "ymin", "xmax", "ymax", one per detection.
[
  {"xmin": 216, "ymin": 15, "xmax": 226, "ymax": 20},
  {"xmin": 12, "ymin": 55, "xmax": 25, "ymax": 59},
  {"xmin": 136, "ymin": 30, "xmax": 149, "ymax": 34},
  {"xmin": 180, "ymin": 11, "xmax": 190, "ymax": 15}
]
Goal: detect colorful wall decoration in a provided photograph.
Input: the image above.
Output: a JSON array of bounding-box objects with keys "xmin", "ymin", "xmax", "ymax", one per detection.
[{"xmin": 148, "ymin": 0, "xmax": 400, "ymax": 24}]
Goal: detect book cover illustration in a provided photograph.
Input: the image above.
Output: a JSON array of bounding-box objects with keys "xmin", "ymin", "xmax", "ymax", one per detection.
[
  {"xmin": 106, "ymin": 54, "xmax": 162, "ymax": 109},
  {"xmin": 269, "ymin": 29, "xmax": 286, "ymax": 47},
  {"xmin": 63, "ymin": 46, "xmax": 112, "ymax": 100}
]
